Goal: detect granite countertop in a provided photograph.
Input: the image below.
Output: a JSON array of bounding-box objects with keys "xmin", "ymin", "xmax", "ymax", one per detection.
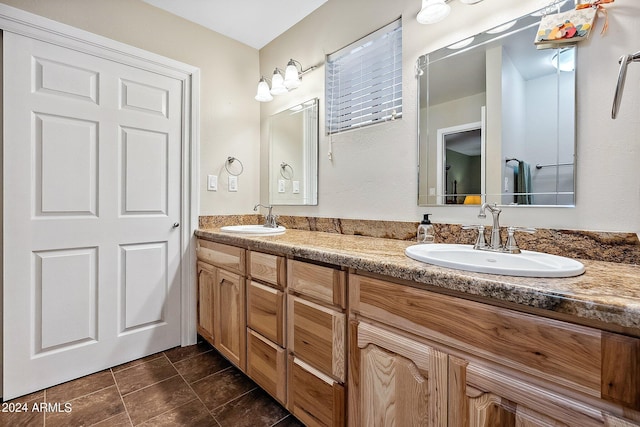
[{"xmin": 195, "ymin": 227, "xmax": 640, "ymax": 335}]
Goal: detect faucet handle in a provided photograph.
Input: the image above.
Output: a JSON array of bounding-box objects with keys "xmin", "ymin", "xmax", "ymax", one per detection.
[
  {"xmin": 462, "ymin": 224, "xmax": 487, "ymax": 249},
  {"xmin": 508, "ymin": 226, "xmax": 536, "ymax": 234},
  {"xmin": 505, "ymin": 226, "xmax": 536, "ymax": 253}
]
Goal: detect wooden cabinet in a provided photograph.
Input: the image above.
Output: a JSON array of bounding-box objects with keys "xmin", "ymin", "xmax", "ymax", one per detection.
[
  {"xmin": 196, "ymin": 261, "xmax": 215, "ymax": 344},
  {"xmin": 288, "ymin": 295, "xmax": 346, "ymax": 382},
  {"xmin": 247, "ymin": 280, "xmax": 285, "ymax": 346},
  {"xmin": 196, "ymin": 240, "xmax": 246, "ymax": 371},
  {"xmin": 450, "ymin": 356, "xmax": 615, "ymax": 427},
  {"xmin": 196, "ymin": 236, "xmax": 640, "ymax": 427},
  {"xmin": 350, "ymin": 272, "xmax": 640, "ymax": 427},
  {"xmin": 197, "ymin": 239, "xmax": 245, "ymax": 275},
  {"xmin": 289, "ymin": 259, "xmax": 346, "ymax": 308},
  {"xmin": 246, "ymin": 250, "xmax": 287, "ymax": 405},
  {"xmin": 288, "ymin": 355, "xmax": 345, "ymax": 427},
  {"xmin": 288, "ymin": 260, "xmax": 347, "ymax": 426},
  {"xmin": 249, "ymin": 250, "xmax": 286, "ymax": 288},
  {"xmin": 354, "ymin": 321, "xmax": 447, "ymax": 427},
  {"xmin": 215, "ymin": 267, "xmax": 245, "ymax": 369},
  {"xmin": 247, "ymin": 329, "xmax": 286, "ymax": 403}
]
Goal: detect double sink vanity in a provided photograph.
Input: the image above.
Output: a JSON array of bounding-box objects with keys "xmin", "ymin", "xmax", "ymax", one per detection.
[
  {"xmin": 195, "ymin": 216, "xmax": 640, "ymax": 427},
  {"xmin": 206, "ymin": 2, "xmax": 640, "ymax": 425}
]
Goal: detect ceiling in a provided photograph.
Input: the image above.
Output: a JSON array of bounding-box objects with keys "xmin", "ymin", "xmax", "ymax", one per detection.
[{"xmin": 141, "ymin": 0, "xmax": 328, "ymax": 49}]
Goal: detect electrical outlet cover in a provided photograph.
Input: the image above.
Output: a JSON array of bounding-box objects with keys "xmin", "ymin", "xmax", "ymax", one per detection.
[
  {"xmin": 207, "ymin": 175, "xmax": 218, "ymax": 191},
  {"xmin": 228, "ymin": 175, "xmax": 238, "ymax": 192}
]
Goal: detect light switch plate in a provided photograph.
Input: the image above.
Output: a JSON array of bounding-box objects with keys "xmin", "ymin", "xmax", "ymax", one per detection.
[
  {"xmin": 207, "ymin": 175, "xmax": 218, "ymax": 191},
  {"xmin": 278, "ymin": 179, "xmax": 286, "ymax": 193},
  {"xmin": 228, "ymin": 176, "xmax": 238, "ymax": 192},
  {"xmin": 292, "ymin": 181, "xmax": 300, "ymax": 194}
]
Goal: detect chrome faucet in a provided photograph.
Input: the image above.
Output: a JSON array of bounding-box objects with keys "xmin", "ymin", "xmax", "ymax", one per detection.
[
  {"xmin": 253, "ymin": 204, "xmax": 278, "ymax": 228},
  {"xmin": 478, "ymin": 203, "xmax": 503, "ymax": 250},
  {"xmin": 469, "ymin": 203, "xmax": 536, "ymax": 254}
]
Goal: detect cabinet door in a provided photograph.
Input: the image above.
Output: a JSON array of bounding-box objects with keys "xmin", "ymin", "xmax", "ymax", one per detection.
[
  {"xmin": 196, "ymin": 261, "xmax": 215, "ymax": 344},
  {"xmin": 355, "ymin": 321, "xmax": 448, "ymax": 427},
  {"xmin": 451, "ymin": 357, "xmax": 608, "ymax": 427},
  {"xmin": 289, "ymin": 295, "xmax": 345, "ymax": 382},
  {"xmin": 214, "ymin": 269, "xmax": 246, "ymax": 370},
  {"xmin": 288, "ymin": 356, "xmax": 345, "ymax": 427},
  {"xmin": 247, "ymin": 329, "xmax": 286, "ymax": 404}
]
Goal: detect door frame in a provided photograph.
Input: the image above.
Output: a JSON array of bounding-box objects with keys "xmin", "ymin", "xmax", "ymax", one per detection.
[{"xmin": 0, "ymin": 3, "xmax": 200, "ymax": 387}]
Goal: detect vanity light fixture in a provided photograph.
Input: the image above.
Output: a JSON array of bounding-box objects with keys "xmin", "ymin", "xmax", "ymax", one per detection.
[
  {"xmin": 417, "ymin": 0, "xmax": 450, "ymax": 24},
  {"xmin": 255, "ymin": 76, "xmax": 273, "ymax": 102},
  {"xmin": 446, "ymin": 37, "xmax": 475, "ymax": 49},
  {"xmin": 417, "ymin": 0, "xmax": 484, "ymax": 25},
  {"xmin": 270, "ymin": 68, "xmax": 288, "ymax": 95},
  {"xmin": 486, "ymin": 20, "xmax": 518, "ymax": 34},
  {"xmin": 255, "ymin": 58, "xmax": 319, "ymax": 102}
]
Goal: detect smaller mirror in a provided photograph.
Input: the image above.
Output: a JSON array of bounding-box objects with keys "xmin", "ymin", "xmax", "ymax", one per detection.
[{"xmin": 269, "ymin": 98, "xmax": 319, "ymax": 205}]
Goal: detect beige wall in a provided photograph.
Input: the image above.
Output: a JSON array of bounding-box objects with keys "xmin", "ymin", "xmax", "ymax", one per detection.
[
  {"xmin": 259, "ymin": 0, "xmax": 640, "ymax": 233},
  {"xmin": 3, "ymin": 0, "xmax": 639, "ymax": 233},
  {"xmin": 0, "ymin": 0, "xmax": 261, "ymax": 216}
]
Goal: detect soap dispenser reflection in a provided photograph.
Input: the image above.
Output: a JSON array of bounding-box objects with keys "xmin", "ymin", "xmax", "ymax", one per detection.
[{"xmin": 417, "ymin": 214, "xmax": 435, "ymax": 243}]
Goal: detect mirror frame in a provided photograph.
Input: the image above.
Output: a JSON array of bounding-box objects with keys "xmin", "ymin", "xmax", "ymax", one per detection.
[{"xmin": 416, "ymin": 2, "xmax": 577, "ymax": 208}]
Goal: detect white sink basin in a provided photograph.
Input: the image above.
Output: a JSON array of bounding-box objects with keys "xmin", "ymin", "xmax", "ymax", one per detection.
[
  {"xmin": 220, "ymin": 225, "xmax": 286, "ymax": 235},
  {"xmin": 405, "ymin": 244, "xmax": 584, "ymax": 278}
]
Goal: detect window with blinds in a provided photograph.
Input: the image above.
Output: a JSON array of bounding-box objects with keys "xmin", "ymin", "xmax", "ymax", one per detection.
[{"xmin": 326, "ymin": 19, "xmax": 402, "ymax": 135}]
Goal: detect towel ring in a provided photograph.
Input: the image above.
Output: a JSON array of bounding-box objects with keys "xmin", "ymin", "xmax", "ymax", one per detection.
[
  {"xmin": 225, "ymin": 157, "xmax": 244, "ymax": 176},
  {"xmin": 280, "ymin": 162, "xmax": 294, "ymax": 180}
]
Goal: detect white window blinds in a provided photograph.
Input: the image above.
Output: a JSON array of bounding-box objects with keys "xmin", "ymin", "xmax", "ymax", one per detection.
[{"xmin": 326, "ymin": 19, "xmax": 402, "ymax": 135}]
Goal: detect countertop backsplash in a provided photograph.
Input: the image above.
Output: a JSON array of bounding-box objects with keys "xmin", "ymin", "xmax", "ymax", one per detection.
[{"xmin": 198, "ymin": 215, "xmax": 640, "ymax": 265}]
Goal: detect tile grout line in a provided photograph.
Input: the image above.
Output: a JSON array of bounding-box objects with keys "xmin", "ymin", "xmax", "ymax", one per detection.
[
  {"xmin": 162, "ymin": 351, "xmax": 222, "ymax": 427},
  {"xmin": 172, "ymin": 345, "xmax": 296, "ymax": 425},
  {"xmin": 270, "ymin": 414, "xmax": 294, "ymax": 427},
  {"xmin": 115, "ymin": 351, "xmax": 192, "ymax": 398},
  {"xmin": 119, "ymin": 373, "xmax": 182, "ymax": 398},
  {"xmin": 208, "ymin": 385, "xmax": 259, "ymax": 413},
  {"xmin": 166, "ymin": 346, "xmax": 214, "ymax": 366},
  {"xmin": 108, "ymin": 368, "xmax": 135, "ymax": 427},
  {"xmin": 110, "ymin": 352, "xmax": 165, "ymax": 375},
  {"xmin": 45, "ymin": 376, "xmax": 119, "ymax": 426}
]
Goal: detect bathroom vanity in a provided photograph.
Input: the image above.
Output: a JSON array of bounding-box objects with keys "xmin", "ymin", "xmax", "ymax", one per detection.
[{"xmin": 195, "ymin": 227, "xmax": 640, "ymax": 427}]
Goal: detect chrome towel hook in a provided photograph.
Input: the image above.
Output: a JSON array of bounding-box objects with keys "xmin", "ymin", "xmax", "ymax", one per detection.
[{"xmin": 611, "ymin": 51, "xmax": 640, "ymax": 119}]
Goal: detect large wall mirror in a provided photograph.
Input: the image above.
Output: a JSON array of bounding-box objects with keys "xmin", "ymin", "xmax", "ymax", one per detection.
[
  {"xmin": 269, "ymin": 98, "xmax": 319, "ymax": 205},
  {"xmin": 417, "ymin": 1, "xmax": 576, "ymax": 207}
]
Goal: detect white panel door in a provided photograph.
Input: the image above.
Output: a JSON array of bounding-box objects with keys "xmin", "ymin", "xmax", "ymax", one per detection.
[{"xmin": 3, "ymin": 31, "xmax": 183, "ymax": 399}]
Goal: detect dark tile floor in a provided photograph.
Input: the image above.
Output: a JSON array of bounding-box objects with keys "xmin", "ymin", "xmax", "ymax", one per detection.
[{"xmin": 1, "ymin": 340, "xmax": 304, "ymax": 426}]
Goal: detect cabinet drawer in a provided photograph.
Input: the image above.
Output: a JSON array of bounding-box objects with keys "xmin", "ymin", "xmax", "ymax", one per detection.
[
  {"xmin": 249, "ymin": 251, "xmax": 285, "ymax": 288},
  {"xmin": 247, "ymin": 329, "xmax": 286, "ymax": 405},
  {"xmin": 288, "ymin": 356, "xmax": 345, "ymax": 427},
  {"xmin": 196, "ymin": 239, "xmax": 245, "ymax": 275},
  {"xmin": 288, "ymin": 259, "xmax": 346, "ymax": 308},
  {"xmin": 288, "ymin": 296, "xmax": 345, "ymax": 382},
  {"xmin": 247, "ymin": 280, "xmax": 285, "ymax": 346},
  {"xmin": 350, "ymin": 273, "xmax": 603, "ymax": 398}
]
